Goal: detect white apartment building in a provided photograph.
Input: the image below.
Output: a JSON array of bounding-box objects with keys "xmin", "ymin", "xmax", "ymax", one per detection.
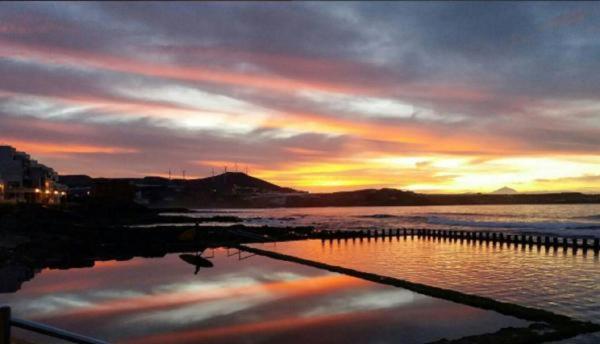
[{"xmin": 0, "ymin": 146, "xmax": 66, "ymax": 204}]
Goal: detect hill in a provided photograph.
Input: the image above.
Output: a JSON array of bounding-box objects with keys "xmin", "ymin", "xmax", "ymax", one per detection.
[
  {"xmin": 491, "ymin": 187, "xmax": 518, "ymax": 194},
  {"xmin": 58, "ymin": 173, "xmax": 600, "ymax": 208},
  {"xmin": 187, "ymin": 172, "xmax": 298, "ymax": 194}
]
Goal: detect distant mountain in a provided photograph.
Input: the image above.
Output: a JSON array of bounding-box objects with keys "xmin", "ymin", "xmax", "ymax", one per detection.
[
  {"xmin": 59, "ymin": 172, "xmax": 301, "ymax": 207},
  {"xmin": 60, "ymin": 172, "xmax": 297, "ymax": 193},
  {"xmin": 491, "ymin": 186, "xmax": 518, "ymax": 195},
  {"xmin": 187, "ymin": 172, "xmax": 299, "ymax": 194},
  {"xmin": 285, "ymin": 188, "xmax": 427, "ymax": 207},
  {"xmin": 58, "ymin": 173, "xmax": 600, "ymax": 207}
]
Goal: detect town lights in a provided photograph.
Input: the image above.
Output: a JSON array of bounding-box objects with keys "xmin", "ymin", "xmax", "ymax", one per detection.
[
  {"xmin": 54, "ymin": 190, "xmax": 59, "ymax": 195},
  {"xmin": 35, "ymin": 188, "xmax": 41, "ymax": 193},
  {"xmin": 45, "ymin": 190, "xmax": 51, "ymax": 194},
  {"xmin": 61, "ymin": 191, "xmax": 66, "ymax": 196}
]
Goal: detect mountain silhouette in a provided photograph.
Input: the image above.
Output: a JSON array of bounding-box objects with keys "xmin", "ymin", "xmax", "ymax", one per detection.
[
  {"xmin": 187, "ymin": 172, "xmax": 298, "ymax": 193},
  {"xmin": 491, "ymin": 186, "xmax": 518, "ymax": 194}
]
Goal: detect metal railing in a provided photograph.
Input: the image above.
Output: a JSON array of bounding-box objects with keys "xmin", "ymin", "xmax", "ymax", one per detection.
[{"xmin": 1, "ymin": 306, "xmax": 108, "ymax": 344}]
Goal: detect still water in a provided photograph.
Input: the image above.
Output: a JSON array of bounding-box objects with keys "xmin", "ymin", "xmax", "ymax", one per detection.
[
  {"xmin": 175, "ymin": 204, "xmax": 600, "ymax": 237},
  {"xmin": 251, "ymin": 237, "xmax": 600, "ymax": 323},
  {"xmin": 0, "ymin": 249, "xmax": 527, "ymax": 343}
]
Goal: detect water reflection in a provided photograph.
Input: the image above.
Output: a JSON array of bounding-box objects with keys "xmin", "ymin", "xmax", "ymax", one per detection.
[
  {"xmin": 251, "ymin": 237, "xmax": 600, "ymax": 322},
  {"xmin": 0, "ymin": 249, "xmax": 527, "ymax": 343},
  {"xmin": 0, "ymin": 264, "xmax": 36, "ymax": 293},
  {"xmin": 179, "ymin": 249, "xmax": 214, "ymax": 274}
]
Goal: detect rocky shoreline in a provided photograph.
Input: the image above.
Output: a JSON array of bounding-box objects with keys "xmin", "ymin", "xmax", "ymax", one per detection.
[{"xmin": 0, "ymin": 203, "xmax": 316, "ymax": 293}]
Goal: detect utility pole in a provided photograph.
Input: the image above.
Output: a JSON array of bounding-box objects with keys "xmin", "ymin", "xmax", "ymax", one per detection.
[
  {"xmin": 168, "ymin": 169, "xmax": 172, "ymax": 180},
  {"xmin": 182, "ymin": 170, "xmax": 186, "ymax": 180}
]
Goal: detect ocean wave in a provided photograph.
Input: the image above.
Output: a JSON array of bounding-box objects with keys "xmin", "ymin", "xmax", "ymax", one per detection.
[
  {"xmin": 356, "ymin": 214, "xmax": 400, "ymax": 219},
  {"xmin": 573, "ymin": 214, "xmax": 600, "ymax": 220},
  {"xmin": 191, "ymin": 209, "xmax": 246, "ymax": 214},
  {"xmin": 425, "ymin": 212, "xmax": 521, "ymax": 218},
  {"xmin": 427, "ymin": 216, "xmax": 600, "ymax": 230},
  {"xmin": 355, "ymin": 214, "xmax": 429, "ymax": 223}
]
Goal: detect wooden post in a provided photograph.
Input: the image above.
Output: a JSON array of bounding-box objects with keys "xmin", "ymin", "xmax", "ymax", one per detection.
[
  {"xmin": 0, "ymin": 306, "xmax": 10, "ymax": 344},
  {"xmin": 594, "ymin": 238, "xmax": 599, "ymax": 251}
]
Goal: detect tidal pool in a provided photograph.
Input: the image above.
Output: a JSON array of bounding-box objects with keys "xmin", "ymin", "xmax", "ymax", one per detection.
[
  {"xmin": 251, "ymin": 236, "xmax": 600, "ymax": 323},
  {"xmin": 0, "ymin": 248, "xmax": 528, "ymax": 343}
]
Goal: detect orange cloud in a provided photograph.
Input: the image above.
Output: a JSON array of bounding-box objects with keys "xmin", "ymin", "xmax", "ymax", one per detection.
[
  {"xmin": 3, "ymin": 139, "xmax": 137, "ymax": 155},
  {"xmin": 0, "ymin": 39, "xmax": 373, "ymax": 97}
]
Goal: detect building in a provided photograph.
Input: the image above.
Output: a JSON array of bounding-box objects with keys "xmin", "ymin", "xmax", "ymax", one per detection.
[
  {"xmin": 0, "ymin": 146, "xmax": 66, "ymax": 204},
  {"xmin": 0, "ymin": 178, "xmax": 5, "ymax": 202}
]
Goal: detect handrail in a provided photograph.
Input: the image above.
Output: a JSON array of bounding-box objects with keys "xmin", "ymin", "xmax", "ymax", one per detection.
[
  {"xmin": 1, "ymin": 306, "xmax": 109, "ymax": 344},
  {"xmin": 11, "ymin": 318, "xmax": 109, "ymax": 344}
]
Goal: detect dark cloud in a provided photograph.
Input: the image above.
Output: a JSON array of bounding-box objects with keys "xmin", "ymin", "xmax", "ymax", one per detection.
[
  {"xmin": 0, "ymin": 110, "xmax": 352, "ymax": 177},
  {"xmin": 0, "ymin": 2, "xmax": 598, "ymax": 190}
]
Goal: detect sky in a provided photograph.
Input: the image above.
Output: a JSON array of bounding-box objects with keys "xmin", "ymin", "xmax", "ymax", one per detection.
[{"xmin": 1, "ymin": 2, "xmax": 599, "ymax": 193}]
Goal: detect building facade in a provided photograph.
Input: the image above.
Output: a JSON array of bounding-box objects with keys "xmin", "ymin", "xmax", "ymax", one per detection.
[{"xmin": 0, "ymin": 146, "xmax": 66, "ymax": 204}]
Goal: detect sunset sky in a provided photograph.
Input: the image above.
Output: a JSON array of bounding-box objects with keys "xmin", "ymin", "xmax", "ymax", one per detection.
[{"xmin": 1, "ymin": 2, "xmax": 599, "ymax": 193}]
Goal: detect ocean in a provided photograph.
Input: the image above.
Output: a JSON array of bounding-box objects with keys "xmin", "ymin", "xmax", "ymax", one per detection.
[{"xmin": 173, "ymin": 203, "xmax": 600, "ymax": 238}]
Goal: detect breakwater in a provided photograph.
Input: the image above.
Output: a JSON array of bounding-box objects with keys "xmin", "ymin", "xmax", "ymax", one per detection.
[{"xmin": 314, "ymin": 228, "xmax": 600, "ymax": 253}]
